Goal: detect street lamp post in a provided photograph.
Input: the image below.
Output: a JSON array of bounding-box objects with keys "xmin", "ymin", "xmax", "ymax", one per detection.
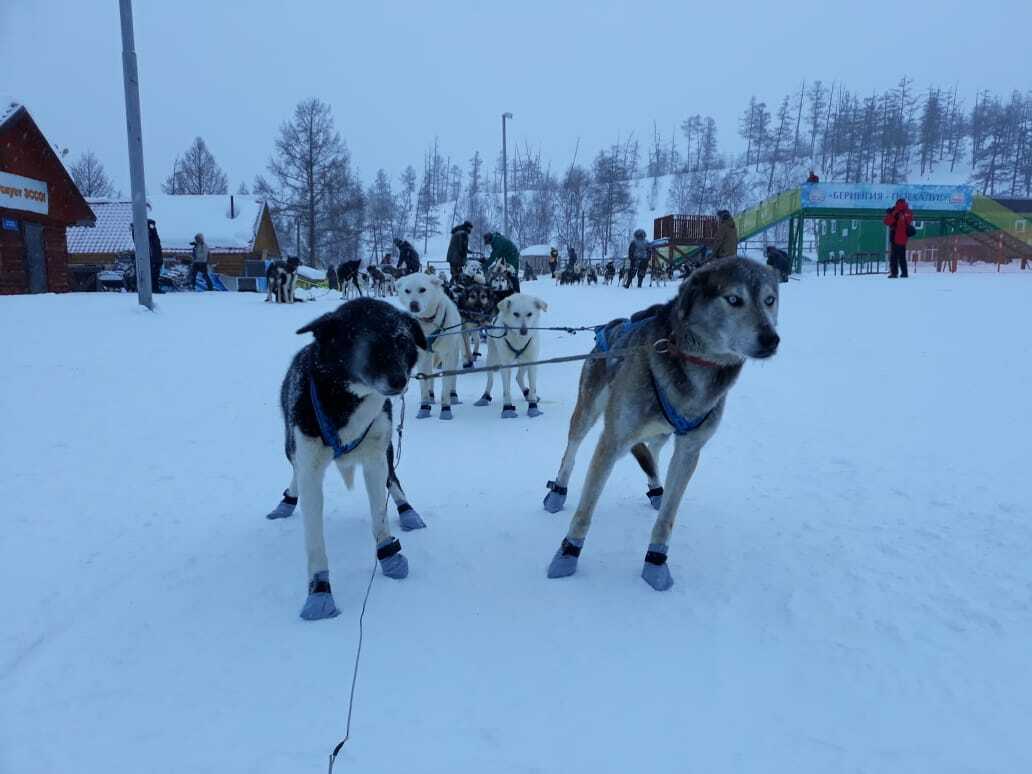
[
  {"xmin": 118, "ymin": 0, "xmax": 153, "ymax": 310},
  {"xmin": 502, "ymin": 112, "xmax": 513, "ymax": 235}
]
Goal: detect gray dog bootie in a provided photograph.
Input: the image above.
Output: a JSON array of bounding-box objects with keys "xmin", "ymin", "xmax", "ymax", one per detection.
[
  {"xmin": 543, "ymin": 480, "xmax": 567, "ymax": 513},
  {"xmin": 641, "ymin": 544, "xmax": 673, "ymax": 591},
  {"xmin": 397, "ymin": 503, "xmax": 426, "ymax": 531},
  {"xmin": 377, "ymin": 537, "xmax": 409, "ymax": 579},
  {"xmin": 300, "ymin": 571, "xmax": 340, "ymax": 620},
  {"xmin": 646, "ymin": 487, "xmax": 663, "ymax": 511},
  {"xmin": 547, "ymin": 537, "xmax": 583, "ymax": 578},
  {"xmin": 266, "ymin": 491, "xmax": 298, "ymax": 520}
]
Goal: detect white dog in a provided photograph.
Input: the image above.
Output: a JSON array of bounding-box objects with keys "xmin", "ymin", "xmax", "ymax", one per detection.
[
  {"xmin": 396, "ymin": 273, "xmax": 463, "ymax": 419},
  {"xmin": 474, "ymin": 293, "xmax": 547, "ymax": 418}
]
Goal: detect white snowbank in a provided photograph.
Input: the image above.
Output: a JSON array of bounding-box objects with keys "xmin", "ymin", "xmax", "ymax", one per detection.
[{"xmin": 2, "ymin": 272, "xmax": 1031, "ymax": 772}]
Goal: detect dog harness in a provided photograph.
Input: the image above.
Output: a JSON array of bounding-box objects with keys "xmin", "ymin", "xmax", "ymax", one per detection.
[
  {"xmin": 594, "ymin": 317, "xmax": 712, "ymax": 436},
  {"xmin": 421, "ymin": 305, "xmax": 450, "ymax": 352},
  {"xmin": 504, "ymin": 332, "xmax": 533, "ymax": 359},
  {"xmin": 309, "ymin": 379, "xmax": 374, "ymax": 459}
]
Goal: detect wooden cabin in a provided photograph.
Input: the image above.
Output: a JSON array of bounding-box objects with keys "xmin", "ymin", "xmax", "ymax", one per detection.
[{"xmin": 0, "ymin": 97, "xmax": 95, "ymax": 294}]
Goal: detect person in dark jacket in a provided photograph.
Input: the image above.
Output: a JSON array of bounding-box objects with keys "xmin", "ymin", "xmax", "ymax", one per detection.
[
  {"xmin": 624, "ymin": 228, "xmax": 650, "ymax": 288},
  {"xmin": 446, "ymin": 221, "xmax": 473, "ymax": 279},
  {"xmin": 566, "ymin": 246, "xmax": 578, "ymax": 272},
  {"xmin": 393, "ymin": 238, "xmax": 421, "ymax": 275},
  {"xmin": 547, "ymin": 247, "xmax": 559, "ymax": 278},
  {"xmin": 765, "ymin": 245, "xmax": 791, "ymax": 282},
  {"xmin": 131, "ymin": 218, "xmax": 165, "ymax": 293},
  {"xmin": 807, "ymin": 170, "xmax": 820, "ymax": 184},
  {"xmin": 883, "ymin": 198, "xmax": 914, "ymax": 278},
  {"xmin": 712, "ymin": 210, "xmax": 738, "ymax": 259},
  {"xmin": 483, "ymin": 231, "xmax": 521, "ymax": 292}
]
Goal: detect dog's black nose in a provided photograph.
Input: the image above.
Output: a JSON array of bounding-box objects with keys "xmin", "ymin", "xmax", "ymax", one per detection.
[
  {"xmin": 409, "ymin": 301, "xmax": 419, "ymax": 313},
  {"xmin": 388, "ymin": 374, "xmax": 407, "ymax": 393},
  {"xmin": 757, "ymin": 328, "xmax": 780, "ymax": 351}
]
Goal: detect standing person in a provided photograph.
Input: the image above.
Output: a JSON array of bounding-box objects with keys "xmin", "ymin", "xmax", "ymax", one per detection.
[
  {"xmin": 482, "ymin": 231, "xmax": 521, "ymax": 292},
  {"xmin": 446, "ymin": 220, "xmax": 473, "ymax": 279},
  {"xmin": 547, "ymin": 247, "xmax": 559, "ymax": 278},
  {"xmin": 393, "ymin": 238, "xmax": 421, "ymax": 275},
  {"xmin": 712, "ymin": 209, "xmax": 739, "ymax": 259},
  {"xmin": 131, "ymin": 218, "xmax": 165, "ymax": 293},
  {"xmin": 807, "ymin": 170, "xmax": 820, "ymax": 183},
  {"xmin": 565, "ymin": 246, "xmax": 578, "ymax": 272},
  {"xmin": 883, "ymin": 198, "xmax": 914, "ymax": 278},
  {"xmin": 624, "ymin": 228, "xmax": 650, "ymax": 288},
  {"xmin": 189, "ymin": 232, "xmax": 214, "ymax": 291},
  {"xmin": 381, "ymin": 251, "xmax": 393, "ymax": 267}
]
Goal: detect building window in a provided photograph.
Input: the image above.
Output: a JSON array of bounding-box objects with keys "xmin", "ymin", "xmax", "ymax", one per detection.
[
  {"xmin": 821, "ymin": 221, "xmax": 827, "ymax": 235},
  {"xmin": 851, "ymin": 220, "xmax": 859, "ymax": 229},
  {"xmin": 830, "ymin": 219, "xmax": 837, "ymax": 232},
  {"xmin": 914, "ymin": 220, "xmax": 924, "ymax": 230},
  {"xmin": 1017, "ymin": 219, "xmax": 1027, "ymax": 233}
]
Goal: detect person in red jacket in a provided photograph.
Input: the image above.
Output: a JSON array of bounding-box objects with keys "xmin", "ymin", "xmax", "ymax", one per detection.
[{"xmin": 883, "ymin": 198, "xmax": 914, "ymax": 278}]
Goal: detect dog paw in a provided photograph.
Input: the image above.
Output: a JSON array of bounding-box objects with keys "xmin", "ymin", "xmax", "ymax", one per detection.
[
  {"xmin": 527, "ymin": 402, "xmax": 543, "ymax": 418},
  {"xmin": 398, "ymin": 504, "xmax": 426, "ymax": 531},
  {"xmin": 265, "ymin": 501, "xmax": 296, "ymax": 520},
  {"xmin": 377, "ymin": 538, "xmax": 409, "ymax": 579},
  {"xmin": 547, "ymin": 538, "xmax": 583, "ymax": 578},
  {"xmin": 449, "ymin": 391, "xmax": 462, "ymax": 405},
  {"xmin": 439, "ymin": 406, "xmax": 454, "ymax": 420},
  {"xmin": 474, "ymin": 394, "xmax": 492, "ymax": 407},
  {"xmin": 462, "ymin": 361, "xmax": 473, "ymax": 370},
  {"xmin": 300, "ymin": 572, "xmax": 340, "ymax": 620},
  {"xmin": 416, "ymin": 404, "xmax": 432, "ymax": 419},
  {"xmin": 543, "ymin": 481, "xmax": 567, "ymax": 513},
  {"xmin": 501, "ymin": 404, "xmax": 518, "ymax": 418},
  {"xmin": 641, "ymin": 544, "xmax": 673, "ymax": 591},
  {"xmin": 647, "ymin": 487, "xmax": 664, "ymax": 511}
]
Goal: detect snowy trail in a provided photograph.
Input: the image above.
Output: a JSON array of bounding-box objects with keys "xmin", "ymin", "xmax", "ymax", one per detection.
[{"xmin": 2, "ymin": 274, "xmax": 1031, "ymax": 773}]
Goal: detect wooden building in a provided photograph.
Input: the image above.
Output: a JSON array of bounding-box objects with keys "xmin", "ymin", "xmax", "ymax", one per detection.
[
  {"xmin": 0, "ymin": 97, "xmax": 95, "ymax": 294},
  {"xmin": 67, "ymin": 194, "xmax": 281, "ymax": 282}
]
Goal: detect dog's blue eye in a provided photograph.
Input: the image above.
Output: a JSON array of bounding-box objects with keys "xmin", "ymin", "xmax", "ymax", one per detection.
[
  {"xmin": 725, "ymin": 295, "xmax": 742, "ymax": 307},
  {"xmin": 764, "ymin": 295, "xmax": 776, "ymax": 306}
]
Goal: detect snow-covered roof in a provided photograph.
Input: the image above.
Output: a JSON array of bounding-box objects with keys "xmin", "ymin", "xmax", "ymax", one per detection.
[
  {"xmin": 0, "ymin": 95, "xmax": 22, "ymax": 128},
  {"xmin": 520, "ymin": 243, "xmax": 554, "ymax": 257},
  {"xmin": 67, "ymin": 194, "xmax": 267, "ymax": 255}
]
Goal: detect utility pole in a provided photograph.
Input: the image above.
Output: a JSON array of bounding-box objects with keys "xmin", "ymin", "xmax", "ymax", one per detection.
[
  {"xmin": 502, "ymin": 112, "xmax": 513, "ymax": 235},
  {"xmin": 118, "ymin": 0, "xmax": 153, "ymax": 310}
]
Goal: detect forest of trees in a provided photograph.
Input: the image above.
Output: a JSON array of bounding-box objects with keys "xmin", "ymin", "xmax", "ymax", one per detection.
[{"xmin": 70, "ymin": 81, "xmax": 1032, "ymax": 264}]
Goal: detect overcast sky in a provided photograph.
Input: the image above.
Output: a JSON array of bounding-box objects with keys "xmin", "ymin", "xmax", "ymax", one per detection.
[{"xmin": 3, "ymin": 0, "xmax": 1029, "ymax": 194}]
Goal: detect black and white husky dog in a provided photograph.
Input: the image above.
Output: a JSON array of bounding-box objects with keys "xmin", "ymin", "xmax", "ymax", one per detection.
[
  {"xmin": 265, "ymin": 257, "xmax": 301, "ymax": 303},
  {"xmin": 265, "ymin": 298, "xmax": 430, "ymax": 620}
]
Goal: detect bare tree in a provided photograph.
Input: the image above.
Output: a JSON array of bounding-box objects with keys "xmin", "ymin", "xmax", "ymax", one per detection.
[
  {"xmin": 69, "ymin": 150, "xmax": 115, "ymax": 198},
  {"xmin": 163, "ymin": 137, "xmax": 228, "ymax": 195},
  {"xmin": 265, "ymin": 98, "xmax": 346, "ymax": 265},
  {"xmin": 366, "ymin": 169, "xmax": 396, "ymax": 259}
]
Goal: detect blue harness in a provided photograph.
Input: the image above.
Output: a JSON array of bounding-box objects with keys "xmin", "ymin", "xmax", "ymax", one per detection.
[
  {"xmin": 309, "ymin": 379, "xmax": 374, "ymax": 459},
  {"xmin": 594, "ymin": 317, "xmax": 711, "ymax": 436}
]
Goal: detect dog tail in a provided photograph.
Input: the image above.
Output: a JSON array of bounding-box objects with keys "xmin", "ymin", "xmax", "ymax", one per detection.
[{"xmin": 341, "ymin": 468, "xmax": 355, "ymax": 490}]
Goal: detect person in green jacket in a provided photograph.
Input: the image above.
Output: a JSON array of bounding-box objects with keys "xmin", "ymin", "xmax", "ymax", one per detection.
[{"xmin": 483, "ymin": 232, "xmax": 521, "ymax": 292}]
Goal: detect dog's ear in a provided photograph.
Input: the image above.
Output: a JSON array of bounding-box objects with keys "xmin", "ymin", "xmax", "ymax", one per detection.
[
  {"xmin": 406, "ymin": 315, "xmax": 429, "ymax": 351},
  {"xmin": 296, "ymin": 310, "xmax": 338, "ymax": 338},
  {"xmin": 429, "ymin": 275, "xmax": 443, "ymax": 288},
  {"xmin": 502, "ymin": 297, "xmax": 512, "ymax": 312},
  {"xmin": 533, "ymin": 297, "xmax": 548, "ymax": 312}
]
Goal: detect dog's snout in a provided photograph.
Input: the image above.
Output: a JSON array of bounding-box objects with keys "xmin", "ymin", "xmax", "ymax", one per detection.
[
  {"xmin": 387, "ymin": 374, "xmax": 407, "ymax": 393},
  {"xmin": 519, "ymin": 326, "xmax": 528, "ymax": 336},
  {"xmin": 757, "ymin": 327, "xmax": 780, "ymax": 354},
  {"xmin": 408, "ymin": 301, "xmax": 419, "ymax": 313}
]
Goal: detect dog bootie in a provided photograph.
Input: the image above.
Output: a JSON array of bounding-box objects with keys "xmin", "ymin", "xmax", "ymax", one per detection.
[
  {"xmin": 416, "ymin": 403, "xmax": 432, "ymax": 419},
  {"xmin": 449, "ymin": 391, "xmax": 462, "ymax": 405},
  {"xmin": 397, "ymin": 503, "xmax": 426, "ymax": 531},
  {"xmin": 647, "ymin": 487, "xmax": 664, "ymax": 511},
  {"xmin": 439, "ymin": 406, "xmax": 454, "ymax": 420},
  {"xmin": 300, "ymin": 571, "xmax": 340, "ymax": 620},
  {"xmin": 543, "ymin": 481, "xmax": 567, "ymax": 513},
  {"xmin": 501, "ymin": 404, "xmax": 518, "ymax": 418},
  {"xmin": 547, "ymin": 537, "xmax": 583, "ymax": 578},
  {"xmin": 463, "ymin": 361, "xmax": 473, "ymax": 370},
  {"xmin": 641, "ymin": 544, "xmax": 673, "ymax": 591},
  {"xmin": 474, "ymin": 393, "xmax": 492, "ymax": 407},
  {"xmin": 377, "ymin": 538, "xmax": 409, "ymax": 579},
  {"xmin": 266, "ymin": 491, "xmax": 297, "ymax": 520},
  {"xmin": 527, "ymin": 401, "xmax": 543, "ymax": 418}
]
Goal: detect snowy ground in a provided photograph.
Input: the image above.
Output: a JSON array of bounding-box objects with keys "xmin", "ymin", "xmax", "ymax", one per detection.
[{"xmin": 2, "ymin": 272, "xmax": 1031, "ymax": 773}]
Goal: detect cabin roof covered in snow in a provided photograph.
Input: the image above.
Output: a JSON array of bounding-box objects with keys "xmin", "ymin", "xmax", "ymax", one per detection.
[
  {"xmin": 0, "ymin": 96, "xmax": 22, "ymax": 128},
  {"xmin": 520, "ymin": 243, "xmax": 554, "ymax": 256},
  {"xmin": 67, "ymin": 195, "xmax": 269, "ymax": 255}
]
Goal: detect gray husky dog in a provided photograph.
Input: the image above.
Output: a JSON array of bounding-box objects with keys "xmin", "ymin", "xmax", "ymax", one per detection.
[
  {"xmin": 265, "ymin": 298, "xmax": 429, "ymax": 620},
  {"xmin": 543, "ymin": 257, "xmax": 780, "ymax": 590}
]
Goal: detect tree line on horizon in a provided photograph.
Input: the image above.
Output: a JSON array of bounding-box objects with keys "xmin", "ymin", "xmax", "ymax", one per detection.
[{"xmin": 67, "ymin": 79, "xmax": 1032, "ymax": 264}]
